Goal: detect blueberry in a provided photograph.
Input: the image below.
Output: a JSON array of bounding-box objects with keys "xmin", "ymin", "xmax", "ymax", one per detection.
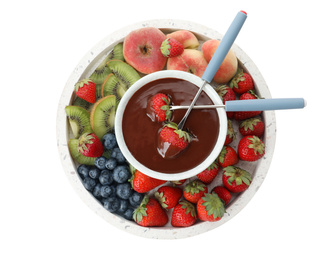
[
  {"xmin": 100, "ymin": 185, "xmax": 116, "ymax": 198},
  {"xmin": 99, "ymin": 169, "xmax": 113, "ymax": 185},
  {"xmin": 94, "ymin": 156, "xmax": 107, "ymax": 170},
  {"xmin": 102, "ymin": 133, "xmax": 118, "ymax": 150},
  {"xmin": 77, "ymin": 164, "xmax": 90, "ymax": 178},
  {"xmin": 83, "ymin": 176, "xmax": 97, "ymax": 191},
  {"xmin": 123, "ymin": 208, "xmax": 134, "ymax": 220},
  {"xmin": 88, "ymin": 167, "xmax": 100, "ymax": 179},
  {"xmin": 105, "ymin": 158, "xmax": 117, "ymax": 171},
  {"xmin": 129, "ymin": 191, "xmax": 144, "ymax": 207},
  {"xmin": 117, "ymin": 199, "xmax": 129, "ymax": 214},
  {"xmin": 103, "ymin": 197, "xmax": 120, "ymax": 213},
  {"xmin": 113, "ymin": 165, "xmax": 131, "ymax": 184},
  {"xmin": 116, "ymin": 183, "xmax": 133, "ymax": 200},
  {"xmin": 92, "ymin": 184, "xmax": 102, "ymax": 199},
  {"xmin": 110, "ymin": 148, "xmax": 126, "ymax": 164}
]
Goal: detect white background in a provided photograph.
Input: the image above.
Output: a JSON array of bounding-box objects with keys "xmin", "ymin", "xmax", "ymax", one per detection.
[{"xmin": 1, "ymin": 0, "xmax": 332, "ymax": 259}]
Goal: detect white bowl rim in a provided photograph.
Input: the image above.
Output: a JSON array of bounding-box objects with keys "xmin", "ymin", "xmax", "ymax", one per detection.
[{"xmin": 115, "ymin": 70, "xmax": 227, "ymax": 181}]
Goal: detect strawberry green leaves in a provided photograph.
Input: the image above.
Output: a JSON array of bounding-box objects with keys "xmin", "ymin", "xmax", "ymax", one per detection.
[
  {"xmin": 201, "ymin": 193, "xmax": 226, "ymax": 219},
  {"xmin": 165, "ymin": 122, "xmax": 191, "ymax": 143},
  {"xmin": 133, "ymin": 195, "xmax": 149, "ymax": 223},
  {"xmin": 224, "ymin": 166, "xmax": 252, "ymax": 187},
  {"xmin": 179, "ymin": 201, "xmax": 197, "ymax": 218},
  {"xmin": 247, "ymin": 136, "xmax": 265, "ymax": 155}
]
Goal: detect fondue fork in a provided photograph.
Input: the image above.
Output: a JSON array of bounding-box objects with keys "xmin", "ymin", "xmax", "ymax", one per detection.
[
  {"xmin": 177, "ymin": 10, "xmax": 248, "ymax": 130},
  {"xmin": 170, "ymin": 98, "xmax": 307, "ymax": 111}
]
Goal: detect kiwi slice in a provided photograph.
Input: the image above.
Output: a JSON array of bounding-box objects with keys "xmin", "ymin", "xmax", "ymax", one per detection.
[
  {"xmin": 110, "ymin": 43, "xmax": 124, "ymax": 61},
  {"xmin": 72, "ymin": 97, "xmax": 91, "ymax": 111},
  {"xmin": 89, "ymin": 43, "xmax": 125, "ymax": 84},
  {"xmin": 65, "ymin": 106, "xmax": 93, "ymax": 138},
  {"xmin": 101, "ymin": 73, "xmax": 127, "ymax": 101},
  {"xmin": 95, "ymin": 83, "xmax": 103, "ymax": 100},
  {"xmin": 68, "ymin": 139, "xmax": 96, "ymax": 165},
  {"xmin": 89, "ymin": 64, "xmax": 111, "ymax": 85},
  {"xmin": 106, "ymin": 60, "xmax": 141, "ymax": 90},
  {"xmin": 102, "ymin": 149, "xmax": 112, "ymax": 159},
  {"xmin": 90, "ymin": 95, "xmax": 117, "ymax": 140}
]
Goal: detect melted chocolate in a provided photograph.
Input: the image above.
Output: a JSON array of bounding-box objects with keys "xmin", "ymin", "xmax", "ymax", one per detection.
[{"xmin": 122, "ymin": 78, "xmax": 220, "ymax": 173}]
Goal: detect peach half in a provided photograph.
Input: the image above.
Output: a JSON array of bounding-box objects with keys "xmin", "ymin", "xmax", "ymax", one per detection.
[
  {"xmin": 123, "ymin": 27, "xmax": 167, "ymax": 74},
  {"xmin": 202, "ymin": 39, "xmax": 238, "ymax": 84},
  {"xmin": 167, "ymin": 49, "xmax": 208, "ymax": 78},
  {"xmin": 166, "ymin": 30, "xmax": 199, "ymax": 49}
]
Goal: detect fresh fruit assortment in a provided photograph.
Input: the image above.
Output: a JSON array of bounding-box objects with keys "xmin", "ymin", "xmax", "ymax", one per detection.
[{"xmin": 65, "ymin": 26, "xmax": 266, "ymax": 228}]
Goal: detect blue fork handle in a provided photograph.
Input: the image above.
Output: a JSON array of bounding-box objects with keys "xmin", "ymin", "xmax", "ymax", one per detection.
[
  {"xmin": 201, "ymin": 11, "xmax": 247, "ymax": 83},
  {"xmin": 225, "ymin": 98, "xmax": 307, "ymax": 111}
]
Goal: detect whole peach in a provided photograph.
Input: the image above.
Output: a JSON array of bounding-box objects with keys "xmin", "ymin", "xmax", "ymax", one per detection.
[
  {"xmin": 123, "ymin": 27, "xmax": 167, "ymax": 74},
  {"xmin": 202, "ymin": 39, "xmax": 238, "ymax": 83},
  {"xmin": 167, "ymin": 49, "xmax": 208, "ymax": 77}
]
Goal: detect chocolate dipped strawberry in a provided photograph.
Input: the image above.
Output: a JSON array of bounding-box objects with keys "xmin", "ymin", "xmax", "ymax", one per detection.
[
  {"xmin": 146, "ymin": 93, "xmax": 172, "ymax": 122},
  {"xmin": 157, "ymin": 122, "xmax": 191, "ymax": 159}
]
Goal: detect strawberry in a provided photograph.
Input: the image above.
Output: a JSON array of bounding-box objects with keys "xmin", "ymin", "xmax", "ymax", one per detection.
[
  {"xmin": 131, "ymin": 170, "xmax": 166, "ymax": 193},
  {"xmin": 239, "ymin": 117, "xmax": 265, "ymax": 137},
  {"xmin": 171, "ymin": 201, "xmax": 197, "ymax": 227},
  {"xmin": 224, "ymin": 119, "xmax": 236, "ymax": 145},
  {"xmin": 216, "ymin": 85, "xmax": 236, "ymax": 119},
  {"xmin": 154, "ymin": 186, "xmax": 182, "ymax": 209},
  {"xmin": 218, "ymin": 145, "xmax": 239, "ymax": 168},
  {"xmin": 230, "ymin": 68, "xmax": 254, "ymax": 94},
  {"xmin": 74, "ymin": 78, "xmax": 96, "ymax": 103},
  {"xmin": 197, "ymin": 193, "xmax": 226, "ymax": 222},
  {"xmin": 157, "ymin": 122, "xmax": 191, "ymax": 158},
  {"xmin": 238, "ymin": 135, "xmax": 265, "ymax": 161},
  {"xmin": 196, "ymin": 161, "xmax": 219, "ymax": 184},
  {"xmin": 183, "ymin": 180, "xmax": 208, "ymax": 204},
  {"xmin": 211, "ymin": 186, "xmax": 231, "ymax": 205},
  {"xmin": 147, "ymin": 93, "xmax": 172, "ymax": 122},
  {"xmin": 160, "ymin": 38, "xmax": 184, "ymax": 58},
  {"xmin": 222, "ymin": 166, "xmax": 252, "ymax": 193},
  {"xmin": 234, "ymin": 91, "xmax": 262, "ymax": 120},
  {"xmin": 133, "ymin": 195, "xmax": 168, "ymax": 227},
  {"xmin": 78, "ymin": 133, "xmax": 104, "ymax": 157}
]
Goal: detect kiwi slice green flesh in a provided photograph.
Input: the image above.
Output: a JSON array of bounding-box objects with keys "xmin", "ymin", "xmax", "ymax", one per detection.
[
  {"xmin": 111, "ymin": 43, "xmax": 124, "ymax": 61},
  {"xmin": 95, "ymin": 84, "xmax": 102, "ymax": 100},
  {"xmin": 102, "ymin": 149, "xmax": 112, "ymax": 159},
  {"xmin": 65, "ymin": 106, "xmax": 93, "ymax": 138},
  {"xmin": 89, "ymin": 43, "xmax": 124, "ymax": 84},
  {"xmin": 68, "ymin": 139, "xmax": 96, "ymax": 165},
  {"xmin": 72, "ymin": 97, "xmax": 92, "ymax": 111},
  {"xmin": 89, "ymin": 66, "xmax": 111, "ymax": 85},
  {"xmin": 90, "ymin": 95, "xmax": 117, "ymax": 140},
  {"xmin": 101, "ymin": 73, "xmax": 127, "ymax": 101},
  {"xmin": 106, "ymin": 60, "xmax": 140, "ymax": 89}
]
